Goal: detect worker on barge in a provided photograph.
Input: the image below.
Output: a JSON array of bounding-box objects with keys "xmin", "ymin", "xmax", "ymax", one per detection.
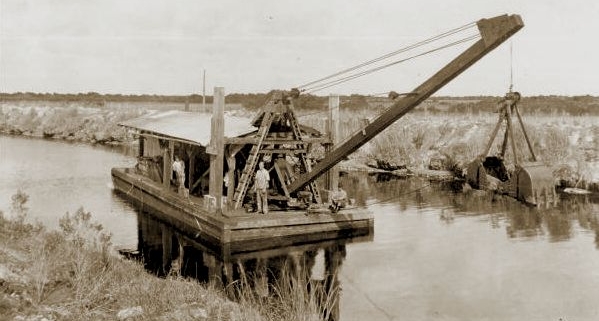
[
  {"xmin": 255, "ymin": 161, "xmax": 270, "ymax": 214},
  {"xmin": 172, "ymin": 155, "xmax": 187, "ymax": 196},
  {"xmin": 329, "ymin": 183, "xmax": 348, "ymax": 213}
]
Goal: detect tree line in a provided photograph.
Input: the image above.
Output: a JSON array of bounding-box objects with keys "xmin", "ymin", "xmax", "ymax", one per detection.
[{"xmin": 1, "ymin": 92, "xmax": 597, "ymax": 115}]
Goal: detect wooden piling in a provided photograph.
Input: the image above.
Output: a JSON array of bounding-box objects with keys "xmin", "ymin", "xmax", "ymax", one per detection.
[
  {"xmin": 186, "ymin": 147, "xmax": 197, "ymax": 192},
  {"xmin": 226, "ymin": 154, "xmax": 235, "ymax": 209},
  {"xmin": 208, "ymin": 87, "xmax": 225, "ymax": 213},
  {"xmin": 162, "ymin": 140, "xmax": 174, "ymax": 188},
  {"xmin": 138, "ymin": 135, "xmax": 144, "ymax": 157}
]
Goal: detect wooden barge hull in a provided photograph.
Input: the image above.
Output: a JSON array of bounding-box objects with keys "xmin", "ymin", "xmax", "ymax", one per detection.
[{"xmin": 111, "ymin": 167, "xmax": 374, "ymax": 252}]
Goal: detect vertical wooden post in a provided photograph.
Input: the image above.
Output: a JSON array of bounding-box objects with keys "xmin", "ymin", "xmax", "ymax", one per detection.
[
  {"xmin": 226, "ymin": 154, "xmax": 236, "ymax": 208},
  {"xmin": 208, "ymin": 87, "xmax": 225, "ymax": 213},
  {"xmin": 138, "ymin": 135, "xmax": 144, "ymax": 157},
  {"xmin": 186, "ymin": 148, "xmax": 196, "ymax": 191},
  {"xmin": 326, "ymin": 94, "xmax": 340, "ymax": 194},
  {"xmin": 162, "ymin": 140, "xmax": 174, "ymax": 188}
]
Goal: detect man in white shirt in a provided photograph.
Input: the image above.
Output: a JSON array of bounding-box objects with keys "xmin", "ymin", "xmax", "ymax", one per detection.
[
  {"xmin": 330, "ymin": 184, "xmax": 348, "ymax": 213},
  {"xmin": 172, "ymin": 156, "xmax": 186, "ymax": 195},
  {"xmin": 254, "ymin": 161, "xmax": 270, "ymax": 214}
]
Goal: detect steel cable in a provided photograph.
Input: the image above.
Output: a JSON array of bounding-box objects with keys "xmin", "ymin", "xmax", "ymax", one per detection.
[
  {"xmin": 296, "ymin": 21, "xmax": 477, "ymax": 90},
  {"xmin": 303, "ymin": 33, "xmax": 481, "ymax": 93}
]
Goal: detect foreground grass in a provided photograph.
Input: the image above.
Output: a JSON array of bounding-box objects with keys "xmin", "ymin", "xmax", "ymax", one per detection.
[
  {"xmin": 0, "ymin": 191, "xmax": 339, "ymax": 321},
  {"xmin": 0, "ymin": 191, "xmax": 250, "ymax": 320}
]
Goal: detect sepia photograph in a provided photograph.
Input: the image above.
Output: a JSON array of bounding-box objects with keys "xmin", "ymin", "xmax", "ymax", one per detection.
[{"xmin": 1, "ymin": 1, "xmax": 598, "ymax": 320}]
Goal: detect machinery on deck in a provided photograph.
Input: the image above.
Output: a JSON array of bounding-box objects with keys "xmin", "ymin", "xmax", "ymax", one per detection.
[
  {"xmin": 228, "ymin": 14, "xmax": 543, "ymax": 211},
  {"xmin": 466, "ymin": 91, "xmax": 557, "ymax": 206}
]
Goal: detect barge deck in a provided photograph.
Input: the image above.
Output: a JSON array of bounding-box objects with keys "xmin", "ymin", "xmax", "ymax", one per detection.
[{"xmin": 112, "ymin": 167, "xmax": 373, "ymax": 251}]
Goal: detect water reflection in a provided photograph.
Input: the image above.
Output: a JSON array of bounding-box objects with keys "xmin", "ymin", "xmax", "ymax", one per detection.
[
  {"xmin": 342, "ymin": 172, "xmax": 599, "ymax": 247},
  {"xmin": 135, "ymin": 211, "xmax": 372, "ymax": 321}
]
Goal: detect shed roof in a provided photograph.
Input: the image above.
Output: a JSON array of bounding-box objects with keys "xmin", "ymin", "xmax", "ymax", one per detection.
[{"xmin": 119, "ymin": 110, "xmax": 256, "ymax": 146}]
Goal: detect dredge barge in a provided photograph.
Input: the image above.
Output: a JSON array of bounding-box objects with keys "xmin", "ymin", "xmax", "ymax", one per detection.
[{"xmin": 112, "ymin": 14, "xmax": 525, "ymax": 248}]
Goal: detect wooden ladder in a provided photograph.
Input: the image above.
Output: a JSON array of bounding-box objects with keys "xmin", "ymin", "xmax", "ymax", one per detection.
[{"xmin": 232, "ymin": 111, "xmax": 275, "ymax": 209}]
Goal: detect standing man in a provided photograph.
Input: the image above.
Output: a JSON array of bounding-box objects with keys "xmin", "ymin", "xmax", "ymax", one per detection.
[
  {"xmin": 172, "ymin": 155, "xmax": 186, "ymax": 196},
  {"xmin": 254, "ymin": 161, "xmax": 270, "ymax": 214}
]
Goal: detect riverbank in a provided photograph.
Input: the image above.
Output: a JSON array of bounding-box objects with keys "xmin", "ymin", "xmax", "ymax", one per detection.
[
  {"xmin": 0, "ymin": 191, "xmax": 341, "ymax": 321},
  {"xmin": 2, "ymin": 100, "xmax": 598, "ymax": 190},
  {"xmin": 0, "ymin": 191, "xmax": 247, "ymax": 320},
  {"xmin": 0, "ymin": 103, "xmax": 146, "ymax": 144},
  {"xmin": 304, "ymin": 112, "xmax": 599, "ymax": 191}
]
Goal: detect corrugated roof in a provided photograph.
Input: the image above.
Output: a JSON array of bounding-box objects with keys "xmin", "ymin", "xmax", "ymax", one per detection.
[{"xmin": 119, "ymin": 110, "xmax": 256, "ymax": 146}]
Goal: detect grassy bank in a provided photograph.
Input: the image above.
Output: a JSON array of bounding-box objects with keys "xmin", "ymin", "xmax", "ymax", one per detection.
[
  {"xmin": 0, "ymin": 103, "xmax": 146, "ymax": 144},
  {"xmin": 0, "ymin": 192, "xmax": 339, "ymax": 321},
  {"xmin": 301, "ymin": 111, "xmax": 599, "ymax": 188},
  {"xmin": 2, "ymin": 100, "xmax": 598, "ymax": 187},
  {"xmin": 0, "ymin": 191, "xmax": 246, "ymax": 320}
]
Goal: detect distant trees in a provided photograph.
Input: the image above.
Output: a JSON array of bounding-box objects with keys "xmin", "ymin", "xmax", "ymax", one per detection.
[{"xmin": 1, "ymin": 92, "xmax": 598, "ymax": 115}]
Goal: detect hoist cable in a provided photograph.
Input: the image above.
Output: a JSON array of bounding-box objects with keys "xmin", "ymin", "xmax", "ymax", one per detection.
[
  {"xmin": 296, "ymin": 21, "xmax": 477, "ymax": 90},
  {"xmin": 509, "ymin": 40, "xmax": 514, "ymax": 92},
  {"xmin": 304, "ymin": 33, "xmax": 480, "ymax": 93}
]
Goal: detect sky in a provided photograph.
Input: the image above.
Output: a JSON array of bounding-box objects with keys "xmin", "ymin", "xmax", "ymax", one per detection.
[{"xmin": 1, "ymin": 0, "xmax": 598, "ymax": 96}]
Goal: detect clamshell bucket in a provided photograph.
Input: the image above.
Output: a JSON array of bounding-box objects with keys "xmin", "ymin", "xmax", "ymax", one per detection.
[
  {"xmin": 509, "ymin": 163, "xmax": 557, "ymax": 206},
  {"xmin": 466, "ymin": 159, "xmax": 487, "ymax": 190},
  {"xmin": 466, "ymin": 90, "xmax": 558, "ymax": 206},
  {"xmin": 466, "ymin": 156, "xmax": 509, "ymax": 191}
]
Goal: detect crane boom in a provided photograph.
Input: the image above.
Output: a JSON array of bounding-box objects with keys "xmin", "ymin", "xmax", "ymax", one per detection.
[{"xmin": 287, "ymin": 14, "xmax": 524, "ymax": 194}]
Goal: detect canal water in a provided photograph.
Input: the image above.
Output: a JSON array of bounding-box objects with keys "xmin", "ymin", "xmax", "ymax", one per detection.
[{"xmin": 1, "ymin": 135, "xmax": 598, "ymax": 320}]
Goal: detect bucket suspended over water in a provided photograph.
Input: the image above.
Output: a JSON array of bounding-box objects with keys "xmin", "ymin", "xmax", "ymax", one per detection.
[
  {"xmin": 466, "ymin": 158, "xmax": 557, "ymax": 206},
  {"xmin": 466, "ymin": 91, "xmax": 557, "ymax": 206},
  {"xmin": 510, "ymin": 163, "xmax": 557, "ymax": 205}
]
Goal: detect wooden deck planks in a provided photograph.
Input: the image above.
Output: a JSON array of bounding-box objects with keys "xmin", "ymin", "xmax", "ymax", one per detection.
[{"xmin": 112, "ymin": 167, "xmax": 373, "ymax": 245}]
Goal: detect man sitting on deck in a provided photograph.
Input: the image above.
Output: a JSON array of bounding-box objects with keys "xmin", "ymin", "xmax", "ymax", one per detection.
[
  {"xmin": 329, "ymin": 184, "xmax": 348, "ymax": 213},
  {"xmin": 254, "ymin": 161, "xmax": 270, "ymax": 214}
]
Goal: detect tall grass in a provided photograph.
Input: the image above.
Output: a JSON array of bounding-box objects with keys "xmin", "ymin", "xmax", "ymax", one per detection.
[
  {"xmin": 1, "ymin": 191, "xmax": 343, "ymax": 320},
  {"xmin": 0, "ymin": 192, "xmax": 244, "ymax": 320},
  {"xmin": 302, "ymin": 110, "xmax": 598, "ymax": 184},
  {"xmin": 229, "ymin": 260, "xmax": 340, "ymax": 321},
  {"xmin": 0, "ymin": 103, "xmax": 146, "ymax": 143}
]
